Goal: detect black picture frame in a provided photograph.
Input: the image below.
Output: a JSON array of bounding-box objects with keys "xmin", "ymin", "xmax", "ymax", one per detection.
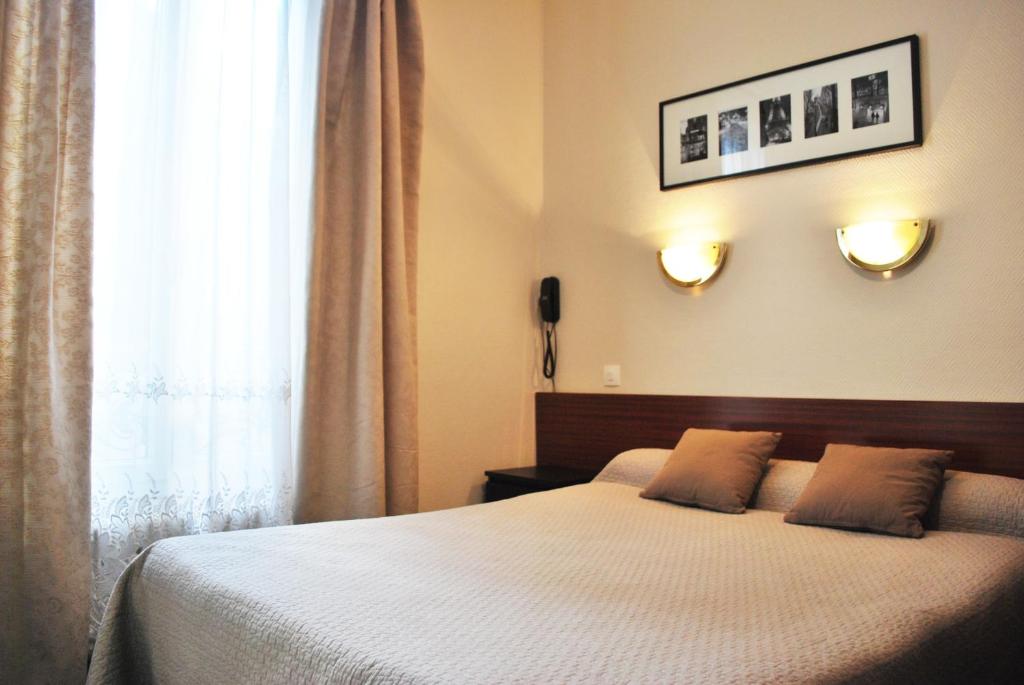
[{"xmin": 659, "ymin": 35, "xmax": 922, "ymax": 191}]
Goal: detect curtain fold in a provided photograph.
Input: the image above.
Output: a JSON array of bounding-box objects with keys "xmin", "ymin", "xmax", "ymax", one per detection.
[
  {"xmin": 0, "ymin": 0, "xmax": 95, "ymax": 682},
  {"xmin": 295, "ymin": 0, "xmax": 423, "ymax": 522}
]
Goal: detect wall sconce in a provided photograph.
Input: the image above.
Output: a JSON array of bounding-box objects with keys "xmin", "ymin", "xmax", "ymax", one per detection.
[
  {"xmin": 658, "ymin": 243, "xmax": 727, "ymax": 287},
  {"xmin": 836, "ymin": 219, "xmax": 931, "ymax": 273}
]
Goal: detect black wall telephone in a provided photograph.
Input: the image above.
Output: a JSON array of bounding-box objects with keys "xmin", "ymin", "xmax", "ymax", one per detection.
[
  {"xmin": 539, "ymin": 277, "xmax": 559, "ymax": 385},
  {"xmin": 539, "ymin": 277, "xmax": 560, "ymax": 323}
]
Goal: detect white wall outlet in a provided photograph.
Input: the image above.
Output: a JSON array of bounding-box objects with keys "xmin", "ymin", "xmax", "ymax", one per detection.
[{"xmin": 603, "ymin": 364, "xmax": 621, "ymax": 387}]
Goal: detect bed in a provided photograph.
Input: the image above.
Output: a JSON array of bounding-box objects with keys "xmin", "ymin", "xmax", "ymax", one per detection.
[{"xmin": 88, "ymin": 394, "xmax": 1024, "ymax": 684}]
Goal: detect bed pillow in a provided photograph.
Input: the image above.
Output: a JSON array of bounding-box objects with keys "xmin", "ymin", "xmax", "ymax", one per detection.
[
  {"xmin": 593, "ymin": 448, "xmax": 671, "ymax": 488},
  {"xmin": 749, "ymin": 458, "xmax": 817, "ymax": 512},
  {"xmin": 639, "ymin": 428, "xmax": 781, "ymax": 513},
  {"xmin": 784, "ymin": 443, "xmax": 952, "ymax": 538},
  {"xmin": 928, "ymin": 469, "xmax": 1024, "ymax": 539},
  {"xmin": 592, "ymin": 452, "xmax": 819, "ymax": 511}
]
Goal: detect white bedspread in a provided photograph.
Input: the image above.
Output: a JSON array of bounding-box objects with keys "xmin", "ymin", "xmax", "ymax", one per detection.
[{"xmin": 88, "ymin": 481, "xmax": 1024, "ymax": 684}]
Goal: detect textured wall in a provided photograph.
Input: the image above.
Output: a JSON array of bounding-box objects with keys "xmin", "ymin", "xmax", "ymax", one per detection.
[
  {"xmin": 540, "ymin": 0, "xmax": 1024, "ymax": 401},
  {"xmin": 417, "ymin": 0, "xmax": 542, "ymax": 511}
]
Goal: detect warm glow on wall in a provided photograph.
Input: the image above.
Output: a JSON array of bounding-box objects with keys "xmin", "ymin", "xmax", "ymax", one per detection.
[
  {"xmin": 836, "ymin": 219, "xmax": 930, "ymax": 273},
  {"xmin": 658, "ymin": 243, "xmax": 727, "ymax": 287}
]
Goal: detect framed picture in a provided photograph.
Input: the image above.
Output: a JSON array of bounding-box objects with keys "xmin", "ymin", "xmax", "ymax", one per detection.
[{"xmin": 659, "ymin": 35, "xmax": 922, "ymax": 191}]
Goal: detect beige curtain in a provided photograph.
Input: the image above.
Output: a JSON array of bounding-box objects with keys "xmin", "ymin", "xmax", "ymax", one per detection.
[
  {"xmin": 0, "ymin": 0, "xmax": 94, "ymax": 682},
  {"xmin": 294, "ymin": 0, "xmax": 423, "ymax": 523}
]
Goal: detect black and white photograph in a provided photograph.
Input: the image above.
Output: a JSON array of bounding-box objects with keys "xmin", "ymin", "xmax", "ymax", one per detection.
[
  {"xmin": 680, "ymin": 114, "xmax": 708, "ymax": 163},
  {"xmin": 718, "ymin": 107, "xmax": 748, "ymax": 155},
  {"xmin": 852, "ymin": 71, "xmax": 889, "ymax": 128},
  {"xmin": 804, "ymin": 84, "xmax": 838, "ymax": 138},
  {"xmin": 759, "ymin": 95, "xmax": 792, "ymax": 147},
  {"xmin": 660, "ymin": 35, "xmax": 920, "ymax": 190}
]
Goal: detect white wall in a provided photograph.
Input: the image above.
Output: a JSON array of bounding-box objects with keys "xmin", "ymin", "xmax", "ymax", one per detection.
[
  {"xmin": 417, "ymin": 0, "xmax": 1024, "ymax": 510},
  {"xmin": 417, "ymin": 0, "xmax": 543, "ymax": 511},
  {"xmin": 540, "ymin": 0, "xmax": 1024, "ymax": 401}
]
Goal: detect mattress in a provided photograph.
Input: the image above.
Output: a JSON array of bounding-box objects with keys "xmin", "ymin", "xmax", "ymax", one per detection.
[{"xmin": 88, "ymin": 480, "xmax": 1024, "ymax": 684}]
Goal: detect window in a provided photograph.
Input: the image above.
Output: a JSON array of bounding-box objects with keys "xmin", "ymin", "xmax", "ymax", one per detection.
[{"xmin": 90, "ymin": 0, "xmax": 322, "ymax": 634}]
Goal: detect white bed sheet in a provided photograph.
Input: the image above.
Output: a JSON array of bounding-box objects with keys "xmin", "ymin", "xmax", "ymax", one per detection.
[{"xmin": 88, "ymin": 481, "xmax": 1024, "ymax": 684}]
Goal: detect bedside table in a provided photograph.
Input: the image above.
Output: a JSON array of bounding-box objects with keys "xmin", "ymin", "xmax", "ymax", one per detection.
[{"xmin": 483, "ymin": 466, "xmax": 595, "ymax": 503}]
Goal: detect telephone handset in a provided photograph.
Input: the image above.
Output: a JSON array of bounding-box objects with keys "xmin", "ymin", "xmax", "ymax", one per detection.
[
  {"xmin": 539, "ymin": 277, "xmax": 560, "ymax": 323},
  {"xmin": 539, "ymin": 277, "xmax": 559, "ymax": 384}
]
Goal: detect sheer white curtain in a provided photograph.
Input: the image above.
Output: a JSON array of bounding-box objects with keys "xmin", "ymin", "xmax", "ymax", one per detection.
[{"xmin": 90, "ymin": 0, "xmax": 322, "ymax": 633}]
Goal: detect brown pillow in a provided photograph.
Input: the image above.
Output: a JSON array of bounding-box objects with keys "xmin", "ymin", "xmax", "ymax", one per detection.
[
  {"xmin": 784, "ymin": 444, "xmax": 953, "ymax": 538},
  {"xmin": 640, "ymin": 428, "xmax": 781, "ymax": 513}
]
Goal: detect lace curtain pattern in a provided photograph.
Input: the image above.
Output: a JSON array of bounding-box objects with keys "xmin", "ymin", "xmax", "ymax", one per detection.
[
  {"xmin": 0, "ymin": 1, "xmax": 94, "ymax": 682},
  {"xmin": 90, "ymin": 0, "xmax": 322, "ymax": 636}
]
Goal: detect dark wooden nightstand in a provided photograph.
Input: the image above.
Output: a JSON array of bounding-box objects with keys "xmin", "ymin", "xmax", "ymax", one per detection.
[{"xmin": 483, "ymin": 466, "xmax": 595, "ymax": 503}]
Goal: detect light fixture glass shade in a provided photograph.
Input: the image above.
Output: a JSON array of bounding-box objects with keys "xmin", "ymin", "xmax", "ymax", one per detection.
[
  {"xmin": 836, "ymin": 219, "xmax": 930, "ymax": 272},
  {"xmin": 658, "ymin": 243, "xmax": 727, "ymax": 287}
]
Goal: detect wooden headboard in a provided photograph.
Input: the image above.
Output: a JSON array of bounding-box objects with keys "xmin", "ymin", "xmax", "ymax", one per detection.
[{"xmin": 536, "ymin": 392, "xmax": 1024, "ymax": 480}]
